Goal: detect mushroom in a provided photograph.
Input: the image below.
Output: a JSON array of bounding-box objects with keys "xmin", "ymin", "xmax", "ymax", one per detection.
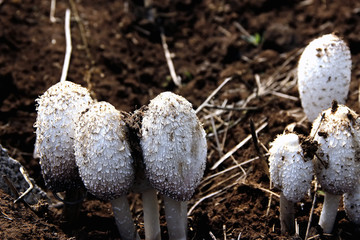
[
  {"xmin": 140, "ymin": 91, "xmax": 207, "ymax": 240},
  {"xmin": 297, "ymin": 33, "xmax": 351, "ymax": 122},
  {"xmin": 269, "ymin": 133, "xmax": 314, "ymax": 235},
  {"xmin": 343, "ymin": 182, "xmax": 360, "ymax": 228},
  {"xmin": 34, "ymin": 80, "xmax": 93, "ymax": 221},
  {"xmin": 34, "ymin": 81, "xmax": 93, "ymax": 191},
  {"xmin": 310, "ymin": 101, "xmax": 360, "ymax": 233},
  {"xmin": 74, "ymin": 101, "xmax": 139, "ymax": 240}
]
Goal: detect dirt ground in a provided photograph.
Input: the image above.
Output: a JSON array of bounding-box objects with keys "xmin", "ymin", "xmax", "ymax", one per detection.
[{"xmin": 1, "ymin": 0, "xmax": 360, "ymax": 239}]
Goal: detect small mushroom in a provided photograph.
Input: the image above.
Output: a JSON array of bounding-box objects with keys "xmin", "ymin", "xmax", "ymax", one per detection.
[
  {"xmin": 297, "ymin": 33, "xmax": 351, "ymax": 122},
  {"xmin": 140, "ymin": 92, "xmax": 207, "ymax": 240},
  {"xmin": 311, "ymin": 101, "xmax": 360, "ymax": 233},
  {"xmin": 268, "ymin": 133, "xmax": 314, "ymax": 235},
  {"xmin": 74, "ymin": 101, "xmax": 139, "ymax": 240}
]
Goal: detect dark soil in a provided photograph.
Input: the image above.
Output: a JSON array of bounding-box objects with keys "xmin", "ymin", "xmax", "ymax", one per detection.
[{"xmin": 1, "ymin": 0, "xmax": 360, "ymax": 239}]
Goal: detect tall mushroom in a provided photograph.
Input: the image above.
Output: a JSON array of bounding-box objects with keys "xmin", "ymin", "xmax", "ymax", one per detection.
[
  {"xmin": 311, "ymin": 101, "xmax": 360, "ymax": 233},
  {"xmin": 34, "ymin": 80, "xmax": 93, "ymax": 221},
  {"xmin": 297, "ymin": 33, "xmax": 351, "ymax": 122},
  {"xmin": 268, "ymin": 133, "xmax": 314, "ymax": 235},
  {"xmin": 74, "ymin": 101, "xmax": 139, "ymax": 240},
  {"xmin": 140, "ymin": 92, "xmax": 207, "ymax": 240}
]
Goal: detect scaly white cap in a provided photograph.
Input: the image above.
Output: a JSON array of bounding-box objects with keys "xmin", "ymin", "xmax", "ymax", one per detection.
[
  {"xmin": 269, "ymin": 133, "xmax": 314, "ymax": 202},
  {"xmin": 140, "ymin": 92, "xmax": 207, "ymax": 201},
  {"xmin": 34, "ymin": 81, "xmax": 93, "ymax": 192},
  {"xmin": 298, "ymin": 33, "xmax": 351, "ymax": 122},
  {"xmin": 75, "ymin": 101, "xmax": 134, "ymax": 200},
  {"xmin": 311, "ymin": 103, "xmax": 360, "ymax": 195}
]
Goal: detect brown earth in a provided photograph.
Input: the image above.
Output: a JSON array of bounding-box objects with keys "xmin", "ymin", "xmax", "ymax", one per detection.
[{"xmin": 1, "ymin": 0, "xmax": 360, "ymax": 239}]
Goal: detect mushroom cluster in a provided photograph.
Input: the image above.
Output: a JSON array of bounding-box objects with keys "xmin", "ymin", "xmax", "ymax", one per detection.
[
  {"xmin": 294, "ymin": 33, "xmax": 360, "ymax": 234},
  {"xmin": 34, "ymin": 82, "xmax": 207, "ymax": 239},
  {"xmin": 268, "ymin": 101, "xmax": 360, "ymax": 235}
]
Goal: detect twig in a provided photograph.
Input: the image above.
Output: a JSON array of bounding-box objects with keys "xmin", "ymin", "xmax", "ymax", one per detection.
[
  {"xmin": 250, "ymin": 119, "xmax": 269, "ymax": 176},
  {"xmin": 237, "ymin": 232, "xmax": 242, "ymax": 240},
  {"xmin": 60, "ymin": 9, "xmax": 72, "ymax": 83},
  {"xmin": 1, "ymin": 211, "xmax": 13, "ymax": 221},
  {"xmin": 255, "ymin": 74, "xmax": 262, "ymax": 97},
  {"xmin": 244, "ymin": 182, "xmax": 280, "ymax": 198},
  {"xmin": 295, "ymin": 218, "xmax": 300, "ymax": 236},
  {"xmin": 188, "ymin": 180, "xmax": 239, "ymax": 216},
  {"xmin": 306, "ymin": 234, "xmax": 320, "ymax": 240},
  {"xmin": 203, "ymin": 172, "xmax": 242, "ymax": 195},
  {"xmin": 203, "ymin": 107, "xmax": 228, "ymax": 122},
  {"xmin": 223, "ymin": 224, "xmax": 227, "ymax": 240},
  {"xmin": 266, "ymin": 181, "xmax": 274, "ymax": 216},
  {"xmin": 50, "ymin": 0, "xmax": 58, "ymax": 23},
  {"xmin": 210, "ymin": 121, "xmax": 268, "ymax": 170},
  {"xmin": 196, "ymin": 77, "xmax": 232, "ymax": 114},
  {"xmin": 14, "ymin": 167, "xmax": 34, "ymax": 203},
  {"xmin": 204, "ymin": 104, "xmax": 258, "ymax": 111},
  {"xmin": 210, "ymin": 116, "xmax": 223, "ymax": 156},
  {"xmin": 160, "ymin": 28, "xmax": 181, "ymax": 87},
  {"xmin": 233, "ymin": 22, "xmax": 252, "ymax": 38},
  {"xmin": 230, "ymin": 155, "xmax": 247, "ymax": 177},
  {"xmin": 209, "ymin": 231, "xmax": 217, "ymax": 240},
  {"xmin": 206, "ymin": 116, "xmax": 243, "ymax": 138},
  {"xmin": 305, "ymin": 182, "xmax": 318, "ymax": 240},
  {"xmin": 2, "ymin": 175, "xmax": 36, "ymax": 215},
  {"xmin": 202, "ymin": 156, "xmax": 260, "ymax": 183},
  {"xmin": 271, "ymin": 91, "xmax": 298, "ymax": 101},
  {"xmin": 188, "ymin": 189, "xmax": 224, "ymax": 216},
  {"xmin": 220, "ymin": 105, "xmax": 234, "ymax": 153}
]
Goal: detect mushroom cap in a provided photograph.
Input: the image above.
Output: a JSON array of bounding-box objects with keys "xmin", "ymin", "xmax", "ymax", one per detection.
[
  {"xmin": 269, "ymin": 133, "xmax": 314, "ymax": 202},
  {"xmin": 343, "ymin": 182, "xmax": 360, "ymax": 225},
  {"xmin": 75, "ymin": 101, "xmax": 134, "ymax": 200},
  {"xmin": 34, "ymin": 81, "xmax": 93, "ymax": 192},
  {"xmin": 297, "ymin": 33, "xmax": 351, "ymax": 122},
  {"xmin": 311, "ymin": 104, "xmax": 360, "ymax": 195},
  {"xmin": 140, "ymin": 92, "xmax": 207, "ymax": 201}
]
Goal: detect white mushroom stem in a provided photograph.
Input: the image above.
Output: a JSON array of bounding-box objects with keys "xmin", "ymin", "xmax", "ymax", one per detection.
[
  {"xmin": 163, "ymin": 195, "xmax": 187, "ymax": 240},
  {"xmin": 142, "ymin": 188, "xmax": 161, "ymax": 240},
  {"xmin": 280, "ymin": 192, "xmax": 295, "ymax": 235},
  {"xmin": 111, "ymin": 196, "xmax": 141, "ymax": 240},
  {"xmin": 318, "ymin": 192, "xmax": 342, "ymax": 234}
]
